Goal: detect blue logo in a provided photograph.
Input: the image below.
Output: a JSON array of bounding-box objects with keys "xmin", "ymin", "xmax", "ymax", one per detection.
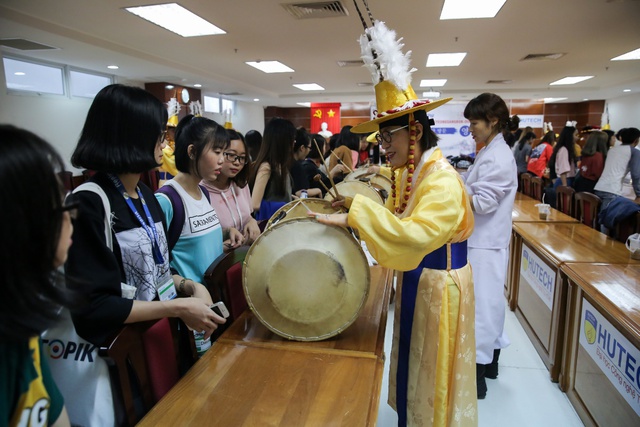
[{"xmin": 460, "ymin": 126, "xmax": 470, "ymax": 137}]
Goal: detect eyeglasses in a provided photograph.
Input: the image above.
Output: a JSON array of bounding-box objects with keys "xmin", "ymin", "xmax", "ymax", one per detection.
[
  {"xmin": 223, "ymin": 151, "xmax": 249, "ymax": 165},
  {"xmin": 375, "ymin": 125, "xmax": 409, "ymax": 145},
  {"xmin": 58, "ymin": 195, "xmax": 79, "ymax": 220},
  {"xmin": 158, "ymin": 130, "xmax": 168, "ymax": 143}
]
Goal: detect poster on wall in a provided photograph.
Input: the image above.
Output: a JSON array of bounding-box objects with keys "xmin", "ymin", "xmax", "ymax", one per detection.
[{"xmin": 310, "ymin": 103, "xmax": 341, "ymax": 136}]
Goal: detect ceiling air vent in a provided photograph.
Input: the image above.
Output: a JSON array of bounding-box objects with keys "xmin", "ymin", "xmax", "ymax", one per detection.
[
  {"xmin": 357, "ymin": 82, "xmax": 373, "ymax": 87},
  {"xmin": 281, "ymin": 1, "xmax": 349, "ymax": 19},
  {"xmin": 486, "ymin": 80, "xmax": 513, "ymax": 84},
  {"xmin": 337, "ymin": 59, "xmax": 364, "ymax": 67},
  {"xmin": 219, "ymin": 92, "xmax": 242, "ymax": 96},
  {"xmin": 520, "ymin": 53, "xmax": 565, "ymax": 61},
  {"xmin": 0, "ymin": 38, "xmax": 58, "ymax": 51}
]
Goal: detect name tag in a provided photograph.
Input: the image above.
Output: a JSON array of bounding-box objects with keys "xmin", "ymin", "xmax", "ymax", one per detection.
[{"xmin": 157, "ymin": 277, "xmax": 177, "ymax": 301}]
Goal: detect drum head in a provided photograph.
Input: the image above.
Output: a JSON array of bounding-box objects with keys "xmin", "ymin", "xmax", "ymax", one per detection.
[
  {"xmin": 324, "ymin": 180, "xmax": 384, "ymax": 205},
  {"xmin": 266, "ymin": 198, "xmax": 344, "ymax": 229},
  {"xmin": 345, "ymin": 168, "xmax": 392, "ymax": 197},
  {"xmin": 243, "ymin": 218, "xmax": 370, "ymax": 341}
]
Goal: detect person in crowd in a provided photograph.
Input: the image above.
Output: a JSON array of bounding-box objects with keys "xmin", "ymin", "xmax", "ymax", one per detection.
[
  {"xmin": 548, "ymin": 126, "xmax": 578, "ymax": 188},
  {"xmin": 156, "ymin": 115, "xmax": 243, "ymax": 285},
  {"xmin": 527, "ymin": 130, "xmax": 555, "ymax": 178},
  {"xmin": 291, "ymin": 127, "xmax": 322, "ymax": 198},
  {"xmin": 311, "ymin": 19, "xmax": 476, "ymax": 426},
  {"xmin": 245, "ymin": 129, "xmax": 262, "ymax": 163},
  {"xmin": 573, "ymin": 130, "xmax": 609, "ymax": 193},
  {"xmin": 513, "ymin": 131, "xmax": 534, "ymax": 180},
  {"xmin": 594, "ymin": 127, "xmax": 640, "ymax": 210},
  {"xmin": 65, "ymin": 84, "xmax": 224, "ymax": 347},
  {"xmin": 320, "ymin": 133, "xmax": 339, "ymax": 176},
  {"xmin": 460, "ymin": 93, "xmax": 518, "ymax": 400},
  {"xmin": 603, "ymin": 129, "xmax": 618, "ymax": 148},
  {"xmin": 158, "ymin": 98, "xmax": 180, "ymax": 185},
  {"xmin": 328, "ymin": 125, "xmax": 359, "ymax": 181},
  {"xmin": 503, "ymin": 115, "xmax": 521, "ymax": 148},
  {"xmin": 294, "ymin": 133, "xmax": 346, "ymax": 197},
  {"xmin": 0, "ymin": 125, "xmax": 72, "ymax": 427},
  {"xmin": 249, "ymin": 117, "xmax": 296, "ymax": 220},
  {"xmin": 202, "ymin": 129, "xmax": 260, "ymax": 245},
  {"xmin": 511, "ymin": 125, "xmax": 532, "ymax": 151}
]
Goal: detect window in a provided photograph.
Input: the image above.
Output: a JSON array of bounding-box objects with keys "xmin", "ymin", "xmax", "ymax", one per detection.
[
  {"xmin": 3, "ymin": 57, "xmax": 64, "ymax": 95},
  {"xmin": 204, "ymin": 95, "xmax": 220, "ymax": 113},
  {"xmin": 221, "ymin": 98, "xmax": 234, "ymax": 114},
  {"xmin": 69, "ymin": 69, "xmax": 112, "ymax": 98}
]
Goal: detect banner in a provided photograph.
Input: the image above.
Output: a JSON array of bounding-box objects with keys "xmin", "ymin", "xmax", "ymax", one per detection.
[
  {"xmin": 429, "ymin": 102, "xmax": 475, "ymax": 159},
  {"xmin": 520, "ymin": 243, "xmax": 555, "ymax": 310},
  {"xmin": 310, "ymin": 103, "xmax": 341, "ymax": 136}
]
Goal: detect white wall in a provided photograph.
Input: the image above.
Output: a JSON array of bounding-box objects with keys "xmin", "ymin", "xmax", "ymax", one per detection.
[
  {"xmin": 606, "ymin": 93, "xmax": 640, "ymax": 131},
  {"xmin": 203, "ymin": 99, "xmax": 265, "ymax": 135}
]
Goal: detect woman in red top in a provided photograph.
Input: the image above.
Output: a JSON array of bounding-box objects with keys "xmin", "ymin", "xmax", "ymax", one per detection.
[
  {"xmin": 526, "ymin": 131, "xmax": 555, "ymax": 177},
  {"xmin": 573, "ymin": 130, "xmax": 608, "ymax": 193}
]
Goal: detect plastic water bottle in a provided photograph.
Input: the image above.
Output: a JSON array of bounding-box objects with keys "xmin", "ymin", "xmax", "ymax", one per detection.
[
  {"xmin": 193, "ymin": 331, "xmax": 211, "ymax": 357},
  {"xmin": 300, "ymin": 190, "xmax": 308, "ymax": 199}
]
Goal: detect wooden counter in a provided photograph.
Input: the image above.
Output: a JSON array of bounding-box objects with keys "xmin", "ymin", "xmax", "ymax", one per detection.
[
  {"xmin": 510, "ymin": 222, "xmax": 639, "ymax": 381},
  {"xmin": 138, "ymin": 266, "xmax": 393, "ymax": 426},
  {"xmin": 560, "ymin": 263, "xmax": 640, "ymax": 426}
]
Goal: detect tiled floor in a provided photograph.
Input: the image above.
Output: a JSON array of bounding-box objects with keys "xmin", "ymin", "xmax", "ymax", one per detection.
[{"xmin": 376, "ymin": 303, "xmax": 585, "ymax": 426}]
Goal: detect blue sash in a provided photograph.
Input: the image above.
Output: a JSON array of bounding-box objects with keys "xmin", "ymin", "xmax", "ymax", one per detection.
[{"xmin": 396, "ymin": 241, "xmax": 467, "ymax": 426}]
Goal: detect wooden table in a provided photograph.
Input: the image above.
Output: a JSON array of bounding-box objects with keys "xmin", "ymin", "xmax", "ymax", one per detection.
[
  {"xmin": 138, "ymin": 266, "xmax": 393, "ymax": 426},
  {"xmin": 510, "ymin": 222, "xmax": 639, "ymax": 381},
  {"xmin": 560, "ymin": 263, "xmax": 640, "ymax": 426}
]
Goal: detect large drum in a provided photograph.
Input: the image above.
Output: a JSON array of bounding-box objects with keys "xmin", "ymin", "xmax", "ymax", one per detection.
[
  {"xmin": 344, "ymin": 168, "xmax": 393, "ymax": 199},
  {"xmin": 243, "ymin": 218, "xmax": 370, "ymax": 341},
  {"xmin": 324, "ymin": 180, "xmax": 384, "ymax": 205},
  {"xmin": 265, "ymin": 198, "xmax": 344, "ymax": 229}
]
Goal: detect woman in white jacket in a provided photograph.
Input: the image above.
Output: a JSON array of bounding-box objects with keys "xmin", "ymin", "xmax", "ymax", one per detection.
[{"xmin": 460, "ymin": 93, "xmax": 518, "ymax": 399}]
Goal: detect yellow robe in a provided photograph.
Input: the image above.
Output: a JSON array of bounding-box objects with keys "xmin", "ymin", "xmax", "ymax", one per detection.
[
  {"xmin": 348, "ymin": 148, "xmax": 477, "ymax": 427},
  {"xmin": 160, "ymin": 145, "xmax": 178, "ymax": 177}
]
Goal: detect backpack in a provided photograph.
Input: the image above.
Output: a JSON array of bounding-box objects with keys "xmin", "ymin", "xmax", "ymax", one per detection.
[{"xmin": 156, "ymin": 184, "xmax": 211, "ymax": 252}]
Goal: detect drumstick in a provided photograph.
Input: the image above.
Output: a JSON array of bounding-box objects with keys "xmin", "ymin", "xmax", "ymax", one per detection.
[
  {"xmin": 311, "ymin": 137, "xmax": 341, "ymax": 198},
  {"xmin": 313, "ymin": 174, "xmax": 337, "ymax": 199},
  {"xmin": 330, "ymin": 151, "xmax": 354, "ymax": 173}
]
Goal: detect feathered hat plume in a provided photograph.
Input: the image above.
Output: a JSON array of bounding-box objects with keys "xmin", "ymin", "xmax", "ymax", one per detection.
[
  {"xmin": 167, "ymin": 98, "xmax": 180, "ymax": 127},
  {"xmin": 189, "ymin": 100, "xmax": 203, "ymax": 117}
]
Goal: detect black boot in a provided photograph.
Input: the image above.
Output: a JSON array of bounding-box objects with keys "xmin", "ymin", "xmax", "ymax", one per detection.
[
  {"xmin": 476, "ymin": 364, "xmax": 487, "ymax": 399},
  {"xmin": 485, "ymin": 349, "xmax": 501, "ymax": 380}
]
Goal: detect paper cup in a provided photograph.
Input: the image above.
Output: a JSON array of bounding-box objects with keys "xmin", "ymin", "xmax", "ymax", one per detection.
[{"xmin": 535, "ymin": 203, "xmax": 550, "ymax": 220}]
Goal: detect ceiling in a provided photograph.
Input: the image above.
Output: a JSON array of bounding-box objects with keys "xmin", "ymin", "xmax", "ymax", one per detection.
[{"xmin": 1, "ymin": 0, "xmax": 639, "ymax": 108}]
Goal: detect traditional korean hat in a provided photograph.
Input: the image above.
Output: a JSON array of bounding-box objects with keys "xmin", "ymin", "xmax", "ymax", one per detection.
[
  {"xmin": 350, "ymin": 1, "xmax": 451, "ymax": 134},
  {"xmin": 167, "ymin": 97, "xmax": 180, "ymax": 127}
]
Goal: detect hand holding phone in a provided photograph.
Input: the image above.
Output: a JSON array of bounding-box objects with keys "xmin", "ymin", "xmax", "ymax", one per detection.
[{"xmin": 210, "ymin": 301, "xmax": 230, "ymax": 319}]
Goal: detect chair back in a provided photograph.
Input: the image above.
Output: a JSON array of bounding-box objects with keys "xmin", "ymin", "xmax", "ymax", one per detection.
[
  {"xmin": 204, "ymin": 246, "xmax": 251, "ymax": 329},
  {"xmin": 612, "ymin": 211, "xmax": 640, "ymax": 243},
  {"xmin": 520, "ymin": 173, "xmax": 533, "ymax": 197},
  {"xmin": 531, "ymin": 176, "xmax": 543, "ymax": 201},
  {"xmin": 58, "ymin": 171, "xmax": 74, "ymax": 192},
  {"xmin": 574, "ymin": 192, "xmax": 602, "ymax": 229},
  {"xmin": 555, "ymin": 186, "xmax": 575, "ymax": 217}
]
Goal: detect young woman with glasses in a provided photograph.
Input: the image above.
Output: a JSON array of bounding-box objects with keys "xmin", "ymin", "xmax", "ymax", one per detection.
[{"xmin": 201, "ymin": 129, "xmax": 261, "ymax": 245}]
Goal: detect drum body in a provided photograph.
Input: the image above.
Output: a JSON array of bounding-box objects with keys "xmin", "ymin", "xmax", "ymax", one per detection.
[
  {"xmin": 344, "ymin": 168, "xmax": 393, "ymax": 198},
  {"xmin": 324, "ymin": 180, "xmax": 384, "ymax": 205},
  {"xmin": 266, "ymin": 198, "xmax": 344, "ymax": 228},
  {"xmin": 243, "ymin": 218, "xmax": 370, "ymax": 341}
]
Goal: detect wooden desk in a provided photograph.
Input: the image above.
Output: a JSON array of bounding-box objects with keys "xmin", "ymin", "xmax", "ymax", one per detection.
[
  {"xmin": 138, "ymin": 266, "xmax": 393, "ymax": 426},
  {"xmin": 560, "ymin": 263, "xmax": 640, "ymax": 426},
  {"xmin": 510, "ymin": 222, "xmax": 639, "ymax": 382}
]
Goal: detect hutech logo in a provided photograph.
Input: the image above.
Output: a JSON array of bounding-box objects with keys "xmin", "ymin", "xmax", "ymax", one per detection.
[{"xmin": 584, "ymin": 310, "xmax": 597, "ymax": 345}]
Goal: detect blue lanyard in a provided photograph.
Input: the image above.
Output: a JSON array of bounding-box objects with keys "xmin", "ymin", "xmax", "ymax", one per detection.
[{"xmin": 108, "ymin": 174, "xmax": 165, "ymax": 265}]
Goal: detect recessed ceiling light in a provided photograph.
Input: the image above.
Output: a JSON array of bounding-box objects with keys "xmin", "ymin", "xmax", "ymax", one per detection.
[
  {"xmin": 611, "ymin": 48, "xmax": 640, "ymax": 61},
  {"xmin": 14, "ymin": 71, "xmax": 25, "ymax": 76},
  {"xmin": 246, "ymin": 61, "xmax": 294, "ymax": 73},
  {"xmin": 253, "ymin": 98, "xmax": 260, "ymax": 102},
  {"xmin": 165, "ymin": 85, "xmax": 175, "ymax": 90},
  {"xmin": 420, "ymin": 79, "xmax": 447, "ymax": 87},
  {"xmin": 440, "ymin": 0, "xmax": 506, "ymax": 20},
  {"xmin": 543, "ymin": 97, "xmax": 568, "ymax": 103},
  {"xmin": 107, "ymin": 65, "xmax": 119, "ymax": 70},
  {"xmin": 623, "ymin": 89, "xmax": 631, "ymax": 92},
  {"xmin": 549, "ymin": 76, "xmax": 594, "ymax": 85},
  {"xmin": 297, "ymin": 102, "xmax": 311, "ymax": 107},
  {"xmin": 293, "ymin": 83, "xmax": 325, "ymax": 91},
  {"xmin": 583, "ymin": 98, "xmax": 589, "ymax": 101},
  {"xmin": 124, "ymin": 3, "xmax": 226, "ymax": 37},
  {"xmin": 193, "ymin": 84, "xmax": 202, "ymax": 88},
  {"xmin": 426, "ymin": 53, "xmax": 467, "ymax": 67},
  {"xmin": 422, "ymin": 91, "xmax": 441, "ymax": 98}
]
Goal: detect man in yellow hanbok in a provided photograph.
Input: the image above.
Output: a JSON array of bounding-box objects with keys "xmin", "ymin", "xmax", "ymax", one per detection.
[
  {"xmin": 311, "ymin": 15, "xmax": 477, "ymax": 427},
  {"xmin": 159, "ymin": 98, "xmax": 180, "ymax": 185}
]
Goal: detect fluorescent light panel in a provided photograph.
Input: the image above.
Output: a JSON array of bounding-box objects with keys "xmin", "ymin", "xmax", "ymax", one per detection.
[
  {"xmin": 420, "ymin": 79, "xmax": 447, "ymax": 87},
  {"xmin": 293, "ymin": 83, "xmax": 324, "ymax": 91},
  {"xmin": 440, "ymin": 0, "xmax": 506, "ymax": 20},
  {"xmin": 543, "ymin": 97, "xmax": 568, "ymax": 103},
  {"xmin": 124, "ymin": 3, "xmax": 226, "ymax": 37},
  {"xmin": 549, "ymin": 76, "xmax": 593, "ymax": 85},
  {"xmin": 611, "ymin": 48, "xmax": 640, "ymax": 61},
  {"xmin": 245, "ymin": 61, "xmax": 294, "ymax": 73},
  {"xmin": 297, "ymin": 102, "xmax": 311, "ymax": 107},
  {"xmin": 426, "ymin": 53, "xmax": 466, "ymax": 67}
]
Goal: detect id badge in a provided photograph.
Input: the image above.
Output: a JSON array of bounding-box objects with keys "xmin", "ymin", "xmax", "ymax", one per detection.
[{"xmin": 157, "ymin": 276, "xmax": 177, "ymax": 301}]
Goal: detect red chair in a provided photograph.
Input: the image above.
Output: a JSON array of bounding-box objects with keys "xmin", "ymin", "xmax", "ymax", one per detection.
[
  {"xmin": 555, "ymin": 186, "xmax": 575, "ymax": 217},
  {"xmin": 574, "ymin": 192, "xmax": 602, "ymax": 229},
  {"xmin": 531, "ymin": 176, "xmax": 543, "ymax": 201},
  {"xmin": 520, "ymin": 173, "xmax": 533, "ymax": 197}
]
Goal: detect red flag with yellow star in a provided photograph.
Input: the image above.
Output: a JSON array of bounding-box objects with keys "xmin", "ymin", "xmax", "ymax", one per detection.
[{"xmin": 310, "ymin": 103, "xmax": 341, "ymax": 137}]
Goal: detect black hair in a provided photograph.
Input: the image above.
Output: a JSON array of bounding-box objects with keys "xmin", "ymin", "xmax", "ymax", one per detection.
[
  {"xmin": 294, "ymin": 127, "xmax": 311, "ymax": 153},
  {"xmin": 225, "ymin": 128, "xmax": 250, "ymax": 187},
  {"xmin": 248, "ymin": 118, "xmax": 296, "ymax": 196},
  {"xmin": 245, "ymin": 129, "xmax": 262, "ymax": 162},
  {"xmin": 463, "ymin": 93, "xmax": 516, "ymax": 141},
  {"xmin": 308, "ymin": 134, "xmax": 326, "ymax": 160},
  {"xmin": 619, "ymin": 127, "xmax": 640, "ymax": 145},
  {"xmin": 376, "ymin": 109, "xmax": 439, "ymax": 151},
  {"xmin": 547, "ymin": 126, "xmax": 577, "ymax": 179},
  {"xmin": 174, "ymin": 115, "xmax": 229, "ymax": 176},
  {"xmin": 337, "ymin": 125, "xmax": 359, "ymax": 151},
  {"xmin": 581, "ymin": 131, "xmax": 608, "ymax": 158},
  {"xmin": 518, "ymin": 131, "xmax": 536, "ymax": 150},
  {"xmin": 72, "ymin": 84, "xmax": 168, "ymax": 174},
  {"xmin": 0, "ymin": 125, "xmax": 75, "ymax": 341},
  {"xmin": 325, "ymin": 134, "xmax": 339, "ymax": 159},
  {"xmin": 541, "ymin": 131, "xmax": 556, "ymax": 145}
]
